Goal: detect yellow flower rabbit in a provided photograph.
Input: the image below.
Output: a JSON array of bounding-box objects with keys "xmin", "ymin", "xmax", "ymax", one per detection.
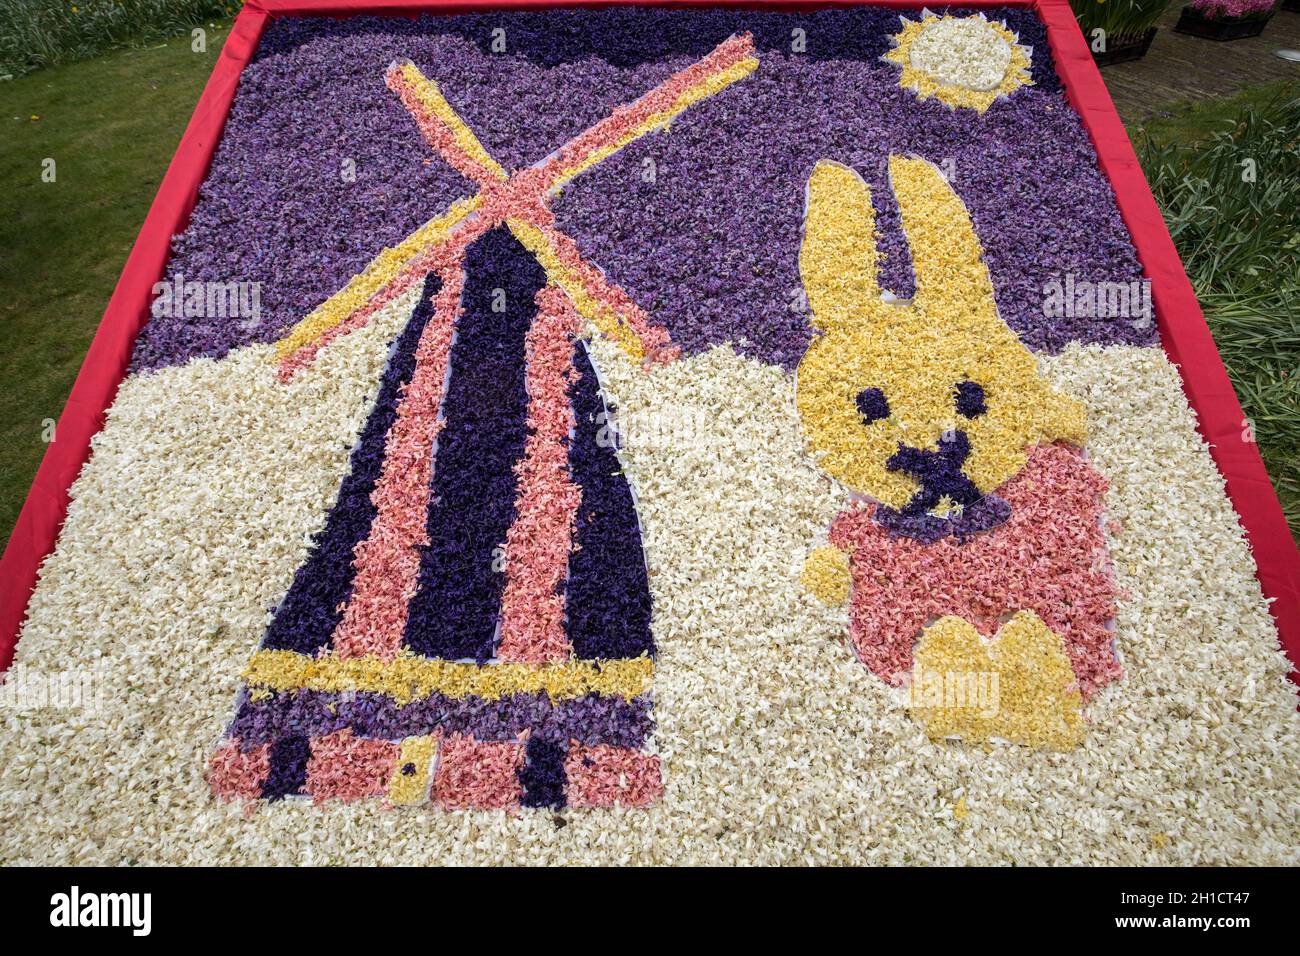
[
  {"xmin": 796, "ymin": 156, "xmax": 1086, "ymax": 517},
  {"xmin": 795, "ymin": 155, "xmax": 1119, "ymax": 750}
]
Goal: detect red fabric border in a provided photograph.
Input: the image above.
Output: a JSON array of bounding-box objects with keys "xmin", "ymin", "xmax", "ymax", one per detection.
[{"xmin": 2, "ymin": 0, "xmax": 1297, "ymax": 679}]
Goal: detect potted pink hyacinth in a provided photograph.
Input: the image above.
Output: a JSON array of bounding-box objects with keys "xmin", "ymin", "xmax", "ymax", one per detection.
[{"xmin": 1175, "ymin": 0, "xmax": 1278, "ymax": 39}]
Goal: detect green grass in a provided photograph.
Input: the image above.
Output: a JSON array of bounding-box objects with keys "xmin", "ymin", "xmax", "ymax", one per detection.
[
  {"xmin": 0, "ymin": 0, "xmax": 238, "ymax": 77},
  {"xmin": 1137, "ymin": 79, "xmax": 1300, "ymax": 148},
  {"xmin": 1137, "ymin": 83, "xmax": 1300, "ymax": 540},
  {"xmin": 0, "ymin": 24, "xmax": 230, "ymax": 551}
]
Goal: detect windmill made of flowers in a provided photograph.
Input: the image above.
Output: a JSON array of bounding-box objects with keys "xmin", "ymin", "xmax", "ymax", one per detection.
[{"xmin": 208, "ymin": 35, "xmax": 759, "ymax": 811}]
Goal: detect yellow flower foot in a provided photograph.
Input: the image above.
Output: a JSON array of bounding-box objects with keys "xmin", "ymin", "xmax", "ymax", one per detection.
[
  {"xmin": 909, "ymin": 610, "xmax": 1084, "ymax": 751},
  {"xmin": 801, "ymin": 544, "xmax": 852, "ymax": 605}
]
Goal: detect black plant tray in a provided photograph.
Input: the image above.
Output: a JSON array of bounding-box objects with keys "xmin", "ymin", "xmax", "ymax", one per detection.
[
  {"xmin": 1092, "ymin": 26, "xmax": 1158, "ymax": 66},
  {"xmin": 1174, "ymin": 6, "xmax": 1275, "ymax": 39}
]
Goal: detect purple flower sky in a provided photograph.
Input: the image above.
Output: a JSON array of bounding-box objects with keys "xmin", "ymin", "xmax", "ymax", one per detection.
[{"xmin": 132, "ymin": 7, "xmax": 1154, "ymax": 375}]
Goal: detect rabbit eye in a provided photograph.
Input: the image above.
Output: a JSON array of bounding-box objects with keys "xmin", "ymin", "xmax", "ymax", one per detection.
[
  {"xmin": 955, "ymin": 381, "xmax": 987, "ymax": 418},
  {"xmin": 856, "ymin": 387, "xmax": 890, "ymax": 425}
]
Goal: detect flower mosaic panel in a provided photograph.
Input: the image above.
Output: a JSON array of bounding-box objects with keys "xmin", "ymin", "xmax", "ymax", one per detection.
[{"xmin": 4, "ymin": 6, "xmax": 1298, "ymax": 864}]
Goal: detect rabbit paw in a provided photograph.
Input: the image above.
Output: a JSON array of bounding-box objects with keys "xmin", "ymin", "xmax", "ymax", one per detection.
[{"xmin": 800, "ymin": 545, "xmax": 852, "ymax": 605}]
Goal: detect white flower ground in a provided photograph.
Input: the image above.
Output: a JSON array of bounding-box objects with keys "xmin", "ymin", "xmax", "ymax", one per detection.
[{"xmin": 1, "ymin": 294, "xmax": 1298, "ymax": 863}]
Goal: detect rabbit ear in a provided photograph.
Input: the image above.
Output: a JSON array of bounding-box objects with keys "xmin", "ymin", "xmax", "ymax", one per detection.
[
  {"xmin": 889, "ymin": 155, "xmax": 998, "ymax": 326},
  {"xmin": 800, "ymin": 161, "xmax": 883, "ymax": 333}
]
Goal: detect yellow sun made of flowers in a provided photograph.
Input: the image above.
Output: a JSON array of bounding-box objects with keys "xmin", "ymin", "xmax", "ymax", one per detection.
[{"xmin": 885, "ymin": 14, "xmax": 1033, "ymax": 113}]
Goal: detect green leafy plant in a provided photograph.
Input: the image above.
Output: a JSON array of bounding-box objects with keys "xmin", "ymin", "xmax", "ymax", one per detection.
[
  {"xmin": 1070, "ymin": 0, "xmax": 1172, "ymax": 43},
  {"xmin": 1140, "ymin": 90, "xmax": 1300, "ymax": 539},
  {"xmin": 0, "ymin": 0, "xmax": 238, "ymax": 77}
]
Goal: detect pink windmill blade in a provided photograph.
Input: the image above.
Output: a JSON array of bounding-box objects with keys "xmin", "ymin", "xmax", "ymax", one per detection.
[{"xmin": 273, "ymin": 33, "xmax": 759, "ymax": 381}]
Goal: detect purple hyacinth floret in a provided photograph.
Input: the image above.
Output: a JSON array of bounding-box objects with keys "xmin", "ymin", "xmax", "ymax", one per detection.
[
  {"xmin": 131, "ymin": 7, "xmax": 1155, "ymax": 378},
  {"xmin": 564, "ymin": 341, "xmax": 655, "ymax": 660},
  {"xmin": 262, "ymin": 271, "xmax": 441, "ymax": 655},
  {"xmin": 403, "ymin": 228, "xmax": 538, "ymax": 661},
  {"xmin": 856, "ymin": 387, "xmax": 891, "ymax": 425},
  {"xmin": 520, "ymin": 735, "xmax": 568, "ymax": 809},
  {"xmin": 260, "ymin": 734, "xmax": 312, "ymax": 801},
  {"xmin": 227, "ymin": 689, "xmax": 655, "ymax": 750},
  {"xmin": 875, "ymin": 426, "xmax": 1014, "ymax": 543},
  {"xmin": 873, "ymin": 492, "xmax": 1013, "ymax": 545},
  {"xmin": 954, "ymin": 380, "xmax": 987, "ymax": 418}
]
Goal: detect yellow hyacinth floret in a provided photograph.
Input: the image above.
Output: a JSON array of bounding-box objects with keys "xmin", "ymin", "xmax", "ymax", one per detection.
[
  {"xmin": 800, "ymin": 544, "xmax": 853, "ymax": 605},
  {"xmin": 242, "ymin": 650, "xmax": 653, "ymax": 706}
]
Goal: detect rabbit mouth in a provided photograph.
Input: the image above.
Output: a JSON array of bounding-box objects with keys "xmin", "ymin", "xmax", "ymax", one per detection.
[
  {"xmin": 885, "ymin": 429, "xmax": 984, "ymax": 517},
  {"xmin": 877, "ymin": 430, "xmax": 1012, "ymax": 543}
]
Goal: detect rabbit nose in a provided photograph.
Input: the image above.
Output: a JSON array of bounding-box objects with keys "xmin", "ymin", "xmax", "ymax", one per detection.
[
  {"xmin": 889, "ymin": 429, "xmax": 971, "ymax": 470},
  {"xmin": 886, "ymin": 429, "xmax": 983, "ymax": 513}
]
